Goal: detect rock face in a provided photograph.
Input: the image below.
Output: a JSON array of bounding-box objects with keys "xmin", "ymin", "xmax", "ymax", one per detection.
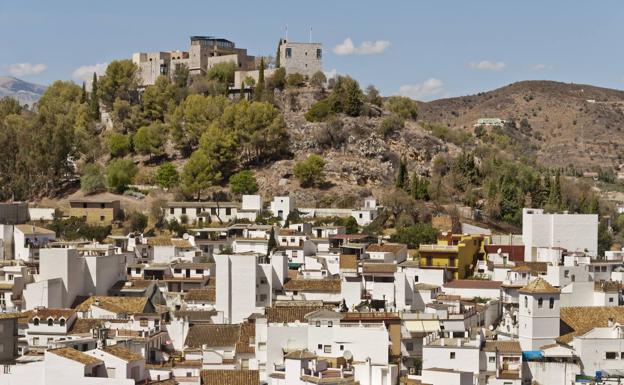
[
  {"xmin": 254, "ymin": 88, "xmax": 457, "ymax": 206},
  {"xmin": 0, "ymin": 77, "xmax": 47, "ymax": 106}
]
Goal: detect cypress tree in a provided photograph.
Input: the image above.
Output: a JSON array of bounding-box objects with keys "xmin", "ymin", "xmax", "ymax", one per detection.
[
  {"xmin": 240, "ymin": 80, "xmax": 246, "ymax": 101},
  {"xmin": 275, "ymin": 39, "xmax": 282, "ymax": 68},
  {"xmin": 396, "ymin": 158, "xmax": 407, "ymax": 189},
  {"xmin": 254, "ymin": 58, "xmax": 265, "ymax": 101},
  {"xmin": 89, "ymin": 72, "xmax": 100, "ymax": 120},
  {"xmin": 267, "ymin": 226, "xmax": 277, "ymax": 256},
  {"xmin": 80, "ymin": 82, "xmax": 87, "ymax": 104}
]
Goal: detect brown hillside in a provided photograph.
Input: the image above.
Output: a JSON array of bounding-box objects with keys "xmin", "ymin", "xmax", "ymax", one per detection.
[{"xmin": 418, "ymin": 80, "xmax": 624, "ymax": 168}]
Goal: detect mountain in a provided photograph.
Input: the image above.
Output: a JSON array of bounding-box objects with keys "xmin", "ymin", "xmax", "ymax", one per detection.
[
  {"xmin": 418, "ymin": 80, "xmax": 624, "ymax": 168},
  {"xmin": 0, "ymin": 76, "xmax": 47, "ymax": 106}
]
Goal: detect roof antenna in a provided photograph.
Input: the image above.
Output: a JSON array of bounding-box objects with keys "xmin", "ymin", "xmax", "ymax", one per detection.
[
  {"xmin": 285, "ymin": 25, "xmax": 288, "ymax": 41},
  {"xmin": 309, "ymin": 27, "xmax": 312, "ymax": 43}
]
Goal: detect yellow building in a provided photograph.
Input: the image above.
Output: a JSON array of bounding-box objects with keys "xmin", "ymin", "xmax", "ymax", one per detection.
[
  {"xmin": 68, "ymin": 198, "xmax": 121, "ymax": 224},
  {"xmin": 418, "ymin": 234, "xmax": 484, "ymax": 279}
]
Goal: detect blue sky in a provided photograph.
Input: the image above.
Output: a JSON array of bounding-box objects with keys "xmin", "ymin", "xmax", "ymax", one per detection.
[{"xmin": 1, "ymin": 0, "xmax": 623, "ymax": 100}]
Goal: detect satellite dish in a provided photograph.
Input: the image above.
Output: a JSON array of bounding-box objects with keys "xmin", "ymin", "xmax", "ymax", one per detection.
[
  {"xmin": 183, "ymin": 233, "xmax": 190, "ymax": 240},
  {"xmin": 343, "ymin": 350, "xmax": 353, "ymax": 361},
  {"xmin": 488, "ymin": 325, "xmax": 494, "ymax": 331}
]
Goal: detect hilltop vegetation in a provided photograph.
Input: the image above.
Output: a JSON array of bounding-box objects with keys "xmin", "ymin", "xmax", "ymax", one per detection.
[{"xmin": 0, "ymin": 63, "xmax": 622, "ymax": 247}]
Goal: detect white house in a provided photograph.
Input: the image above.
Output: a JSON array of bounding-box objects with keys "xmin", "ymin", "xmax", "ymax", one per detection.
[
  {"xmin": 13, "ymin": 224, "xmax": 55, "ymax": 263},
  {"xmin": 85, "ymin": 345, "xmax": 146, "ymax": 382},
  {"xmin": 518, "ymin": 278, "xmax": 560, "ymax": 351},
  {"xmin": 270, "ymin": 196, "xmax": 294, "ymax": 223}
]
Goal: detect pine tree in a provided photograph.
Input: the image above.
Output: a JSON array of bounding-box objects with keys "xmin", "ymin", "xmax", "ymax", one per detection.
[
  {"xmin": 89, "ymin": 72, "xmax": 100, "ymax": 120},
  {"xmin": 396, "ymin": 158, "xmax": 407, "ymax": 189},
  {"xmin": 547, "ymin": 169, "xmax": 562, "ymax": 210}
]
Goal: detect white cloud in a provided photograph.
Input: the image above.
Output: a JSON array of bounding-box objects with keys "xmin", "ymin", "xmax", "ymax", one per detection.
[
  {"xmin": 469, "ymin": 60, "xmax": 506, "ymax": 71},
  {"xmin": 332, "ymin": 38, "xmax": 390, "ymax": 56},
  {"xmin": 4, "ymin": 62, "xmax": 47, "ymax": 77},
  {"xmin": 397, "ymin": 78, "xmax": 445, "ymax": 101},
  {"xmin": 532, "ymin": 63, "xmax": 552, "ymax": 71},
  {"xmin": 71, "ymin": 63, "xmax": 108, "ymax": 82}
]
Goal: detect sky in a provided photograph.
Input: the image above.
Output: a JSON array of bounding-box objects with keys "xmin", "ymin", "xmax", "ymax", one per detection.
[{"xmin": 1, "ymin": 0, "xmax": 623, "ymax": 101}]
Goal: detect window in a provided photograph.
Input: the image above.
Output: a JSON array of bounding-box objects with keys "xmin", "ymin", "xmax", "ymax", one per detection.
[
  {"xmin": 32, "ymin": 337, "xmax": 39, "ymax": 346},
  {"xmin": 174, "ymin": 269, "xmax": 182, "ymax": 274},
  {"xmin": 405, "ymin": 342, "xmax": 413, "ymax": 351},
  {"xmin": 47, "ymin": 337, "xmax": 53, "ymax": 345},
  {"xmin": 196, "ymin": 269, "xmax": 204, "ymax": 274},
  {"xmin": 47, "ymin": 318, "xmax": 54, "ymax": 326},
  {"xmin": 414, "ymin": 276, "xmax": 419, "ymax": 283},
  {"xmin": 181, "ymin": 208, "xmax": 186, "ymax": 214},
  {"xmin": 135, "ymin": 268, "xmax": 140, "ymax": 274},
  {"xmin": 282, "ymin": 238, "xmax": 287, "ymax": 243},
  {"xmin": 571, "ymin": 274, "xmax": 575, "ymax": 282},
  {"xmin": 316, "ymin": 321, "xmax": 321, "ymax": 327},
  {"xmin": 285, "ymin": 48, "xmax": 292, "ymax": 58},
  {"xmin": 524, "ymin": 296, "xmax": 528, "ymax": 308},
  {"xmin": 606, "ymin": 352, "xmax": 617, "ymax": 359},
  {"xmin": 340, "ymin": 345, "xmax": 344, "ymax": 351},
  {"xmin": 317, "ymin": 344, "xmax": 322, "ymax": 350},
  {"xmin": 328, "ymin": 321, "xmax": 333, "ymax": 328},
  {"xmin": 290, "ymin": 238, "xmax": 295, "ymax": 243},
  {"xmin": 324, "ymin": 345, "xmax": 331, "ymax": 353},
  {"xmin": 450, "ymin": 352, "xmax": 456, "ymax": 359},
  {"xmin": 564, "ymin": 270, "xmax": 569, "ymax": 278},
  {"xmin": 33, "ymin": 318, "xmax": 39, "ymax": 326},
  {"xmin": 59, "ymin": 318, "xmax": 65, "ymax": 327},
  {"xmin": 211, "ymin": 207, "xmax": 217, "ymax": 215},
  {"xmin": 537, "ymin": 298, "xmax": 543, "ymax": 308},
  {"xmin": 489, "ymin": 356, "xmax": 496, "ymax": 363},
  {"xmin": 169, "ymin": 208, "xmax": 174, "ymax": 214},
  {"xmin": 140, "ymin": 319, "xmax": 148, "ymax": 327},
  {"xmin": 549, "ymin": 297, "xmax": 555, "ymax": 309},
  {"xmin": 226, "ymin": 208, "xmax": 231, "ymax": 216},
  {"xmin": 609, "ymin": 297, "xmax": 614, "ymax": 303},
  {"xmin": 100, "ymin": 216, "xmax": 105, "ymax": 222},
  {"xmin": 316, "ymin": 49, "xmax": 322, "ymax": 59}
]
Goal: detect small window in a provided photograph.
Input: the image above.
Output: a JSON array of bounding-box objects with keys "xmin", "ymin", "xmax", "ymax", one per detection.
[
  {"xmin": 285, "ymin": 48, "xmax": 292, "ymax": 58},
  {"xmin": 59, "ymin": 318, "xmax": 65, "ymax": 327},
  {"xmin": 170, "ymin": 208, "xmax": 174, "ymax": 214},
  {"xmin": 33, "ymin": 318, "xmax": 39, "ymax": 326},
  {"xmin": 406, "ymin": 342, "xmax": 413, "ymax": 351},
  {"xmin": 524, "ymin": 296, "xmax": 528, "ymax": 308},
  {"xmin": 324, "ymin": 345, "xmax": 331, "ymax": 353},
  {"xmin": 47, "ymin": 318, "xmax": 53, "ymax": 326},
  {"xmin": 414, "ymin": 276, "xmax": 419, "ymax": 283},
  {"xmin": 450, "ymin": 352, "xmax": 456, "ymax": 359},
  {"xmin": 100, "ymin": 216, "xmax": 105, "ymax": 222},
  {"xmin": 609, "ymin": 297, "xmax": 614, "ymax": 303},
  {"xmin": 549, "ymin": 297, "xmax": 555, "ymax": 309},
  {"xmin": 489, "ymin": 356, "xmax": 496, "ymax": 363},
  {"xmin": 538, "ymin": 298, "xmax": 543, "ymax": 308},
  {"xmin": 316, "ymin": 49, "xmax": 322, "ymax": 59},
  {"xmin": 174, "ymin": 269, "xmax": 181, "ymax": 274},
  {"xmin": 225, "ymin": 208, "xmax": 232, "ymax": 216},
  {"xmin": 317, "ymin": 344, "xmax": 322, "ymax": 350},
  {"xmin": 140, "ymin": 319, "xmax": 148, "ymax": 327},
  {"xmin": 181, "ymin": 208, "xmax": 186, "ymax": 214},
  {"xmin": 564, "ymin": 270, "xmax": 569, "ymax": 278},
  {"xmin": 100, "ymin": 203, "xmax": 105, "ymax": 209},
  {"xmin": 196, "ymin": 269, "xmax": 204, "ymax": 274},
  {"xmin": 316, "ymin": 321, "xmax": 321, "ymax": 327},
  {"xmin": 340, "ymin": 345, "xmax": 344, "ymax": 351},
  {"xmin": 606, "ymin": 352, "xmax": 617, "ymax": 359},
  {"xmin": 328, "ymin": 321, "xmax": 333, "ymax": 328}
]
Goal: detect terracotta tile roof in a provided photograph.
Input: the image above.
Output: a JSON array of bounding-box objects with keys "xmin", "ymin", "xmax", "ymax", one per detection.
[
  {"xmin": 514, "ymin": 261, "xmax": 548, "ymax": 275},
  {"xmin": 558, "ymin": 306, "xmax": 624, "ymax": 343},
  {"xmin": 366, "ymin": 243, "xmax": 406, "ymax": 253},
  {"xmin": 444, "ymin": 280, "xmax": 502, "ymax": 289},
  {"xmin": 519, "ymin": 278, "xmax": 559, "ymax": 294},
  {"xmin": 75, "ymin": 296, "xmax": 149, "ymax": 315},
  {"xmin": 167, "ymin": 201, "xmax": 240, "ymax": 208},
  {"xmin": 110, "ymin": 280, "xmax": 156, "ymax": 292},
  {"xmin": 172, "ymin": 262, "xmax": 213, "ymax": 269},
  {"xmin": 173, "ymin": 310, "xmax": 217, "ymax": 321},
  {"xmin": 102, "ymin": 345, "xmax": 143, "ymax": 362},
  {"xmin": 266, "ymin": 304, "xmax": 334, "ymax": 323},
  {"xmin": 484, "ymin": 245, "xmax": 525, "ymax": 262},
  {"xmin": 69, "ymin": 318, "xmax": 105, "ymax": 334},
  {"xmin": 339, "ymin": 255, "xmax": 358, "ymax": 270},
  {"xmin": 147, "ymin": 238, "xmax": 192, "ymax": 247},
  {"xmin": 48, "ymin": 347, "xmax": 102, "ymax": 366},
  {"xmin": 362, "ymin": 263, "xmax": 397, "ymax": 274},
  {"xmin": 284, "ymin": 349, "xmax": 316, "ymax": 360},
  {"xmin": 510, "ymin": 265, "xmax": 533, "ymax": 273},
  {"xmin": 235, "ymin": 322, "xmax": 255, "ymax": 354},
  {"xmin": 200, "ymin": 369, "xmax": 259, "ymax": 385},
  {"xmin": 283, "ymin": 278, "xmax": 341, "ymax": 293},
  {"xmin": 185, "ymin": 324, "xmax": 240, "ymax": 348},
  {"xmin": 184, "ymin": 288, "xmax": 215, "ymax": 302},
  {"xmin": 14, "ymin": 224, "xmax": 55, "ymax": 236},
  {"xmin": 414, "ymin": 283, "xmax": 440, "ymax": 290},
  {"xmin": 30, "ymin": 308, "xmax": 75, "ymax": 322},
  {"xmin": 594, "ymin": 281, "xmax": 622, "ymax": 292},
  {"xmin": 483, "ymin": 340, "xmax": 522, "ymax": 353}
]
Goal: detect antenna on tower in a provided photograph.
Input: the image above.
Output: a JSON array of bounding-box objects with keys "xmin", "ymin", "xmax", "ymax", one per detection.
[
  {"xmin": 285, "ymin": 25, "xmax": 288, "ymax": 41},
  {"xmin": 309, "ymin": 27, "xmax": 312, "ymax": 43}
]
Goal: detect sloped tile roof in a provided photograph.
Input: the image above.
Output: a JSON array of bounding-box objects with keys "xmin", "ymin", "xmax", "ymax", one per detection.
[
  {"xmin": 283, "ymin": 278, "xmax": 341, "ymax": 293},
  {"xmin": 235, "ymin": 322, "xmax": 256, "ymax": 354},
  {"xmin": 444, "ymin": 280, "xmax": 502, "ymax": 289},
  {"xmin": 339, "ymin": 255, "xmax": 358, "ymax": 270},
  {"xmin": 48, "ymin": 347, "xmax": 102, "ymax": 366},
  {"xmin": 200, "ymin": 369, "xmax": 259, "ymax": 385},
  {"xmin": 483, "ymin": 340, "xmax": 522, "ymax": 353},
  {"xmin": 362, "ymin": 263, "xmax": 397, "ymax": 274},
  {"xmin": 519, "ymin": 278, "xmax": 559, "ymax": 294},
  {"xmin": 68, "ymin": 318, "xmax": 105, "ymax": 334},
  {"xmin": 184, "ymin": 288, "xmax": 215, "ymax": 302},
  {"xmin": 75, "ymin": 296, "xmax": 149, "ymax": 315},
  {"xmin": 558, "ymin": 306, "xmax": 624, "ymax": 343},
  {"xmin": 30, "ymin": 308, "xmax": 75, "ymax": 322},
  {"xmin": 185, "ymin": 324, "xmax": 241, "ymax": 348},
  {"xmin": 367, "ymin": 243, "xmax": 406, "ymax": 253},
  {"xmin": 103, "ymin": 345, "xmax": 143, "ymax": 362},
  {"xmin": 266, "ymin": 304, "xmax": 334, "ymax": 323}
]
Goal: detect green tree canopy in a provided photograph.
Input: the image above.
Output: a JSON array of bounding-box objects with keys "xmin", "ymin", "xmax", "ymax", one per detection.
[
  {"xmin": 391, "ymin": 223, "xmax": 438, "ymax": 248},
  {"xmin": 181, "ymin": 150, "xmax": 221, "ymax": 200},
  {"xmin": 134, "ymin": 122, "xmax": 166, "ymax": 159},
  {"xmin": 142, "ymin": 76, "xmax": 175, "ymax": 121},
  {"xmin": 98, "ymin": 60, "xmax": 140, "ymax": 108},
  {"xmin": 155, "ymin": 162, "xmax": 180, "ymax": 189},
  {"xmin": 80, "ymin": 163, "xmax": 106, "ymax": 195},
  {"xmin": 229, "ymin": 170, "xmax": 259, "ymax": 195},
  {"xmin": 106, "ymin": 133, "xmax": 131, "ymax": 158},
  {"xmin": 294, "ymin": 154, "xmax": 326, "ymax": 187},
  {"xmin": 106, "ymin": 158, "xmax": 138, "ymax": 193},
  {"xmin": 385, "ymin": 96, "xmax": 418, "ymax": 120}
]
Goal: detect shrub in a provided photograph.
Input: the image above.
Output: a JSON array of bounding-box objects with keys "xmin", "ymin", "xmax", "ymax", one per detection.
[
  {"xmin": 310, "ymin": 71, "xmax": 327, "ymax": 88},
  {"xmin": 305, "ymin": 98, "xmax": 333, "ymax": 122},
  {"xmin": 391, "ymin": 223, "xmax": 438, "ymax": 248},
  {"xmin": 268, "ymin": 67, "xmax": 286, "ymax": 90},
  {"xmin": 106, "ymin": 158, "xmax": 138, "ymax": 193},
  {"xmin": 155, "ymin": 162, "xmax": 180, "ymax": 189},
  {"xmin": 80, "ymin": 164, "xmax": 106, "ymax": 195},
  {"xmin": 385, "ymin": 96, "xmax": 418, "ymax": 120},
  {"xmin": 127, "ymin": 211, "xmax": 148, "ymax": 232},
  {"xmin": 229, "ymin": 170, "xmax": 259, "ymax": 195},
  {"xmin": 377, "ymin": 114, "xmax": 405, "ymax": 137},
  {"xmin": 286, "ymin": 73, "xmax": 305, "ymax": 88},
  {"xmin": 107, "ymin": 133, "xmax": 131, "ymax": 158},
  {"xmin": 294, "ymin": 154, "xmax": 326, "ymax": 187}
]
